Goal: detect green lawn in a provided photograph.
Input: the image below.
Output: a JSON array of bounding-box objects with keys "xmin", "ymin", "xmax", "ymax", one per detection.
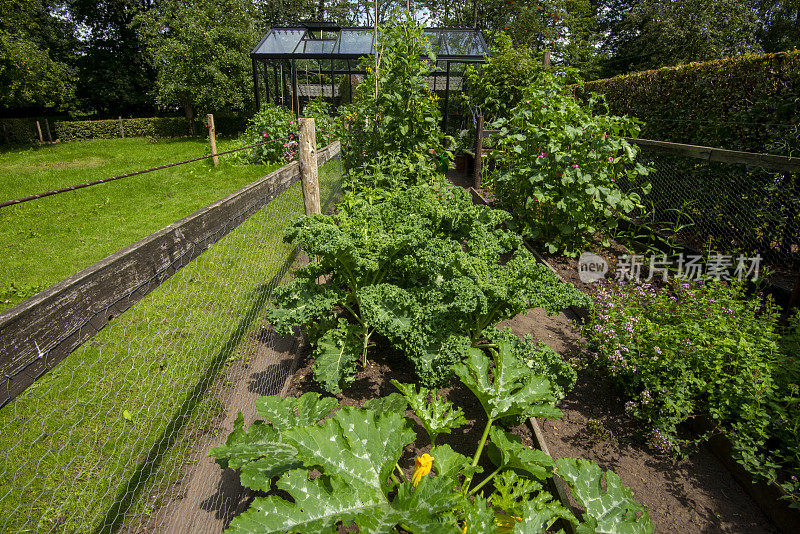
[
  {"xmin": 0, "ymin": 154, "xmax": 343, "ymax": 533},
  {"xmin": 0, "ymin": 137, "xmax": 283, "ymax": 311}
]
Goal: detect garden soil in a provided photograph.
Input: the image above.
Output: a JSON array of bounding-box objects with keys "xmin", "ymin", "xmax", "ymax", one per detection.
[{"xmin": 281, "ymin": 304, "xmax": 777, "ymax": 533}]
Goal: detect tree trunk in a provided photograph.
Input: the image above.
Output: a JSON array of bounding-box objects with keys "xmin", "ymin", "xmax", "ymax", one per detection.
[{"xmin": 183, "ymin": 98, "xmax": 196, "ymax": 136}]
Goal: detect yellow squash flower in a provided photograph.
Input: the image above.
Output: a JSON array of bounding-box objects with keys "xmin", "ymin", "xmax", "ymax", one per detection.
[
  {"xmin": 411, "ymin": 453, "xmax": 434, "ymax": 487},
  {"xmin": 495, "ymin": 512, "xmax": 523, "ymax": 533}
]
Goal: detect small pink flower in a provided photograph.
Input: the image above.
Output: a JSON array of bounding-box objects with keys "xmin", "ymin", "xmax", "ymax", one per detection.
[
  {"xmin": 608, "ymin": 156, "xmax": 614, "ymax": 162},
  {"xmin": 571, "ymin": 164, "xmax": 579, "ymax": 168},
  {"xmin": 289, "ymin": 120, "xmax": 294, "ymax": 125},
  {"xmin": 538, "ymin": 152, "xmax": 548, "ymax": 159},
  {"xmin": 582, "ymin": 130, "xmax": 587, "ymax": 134}
]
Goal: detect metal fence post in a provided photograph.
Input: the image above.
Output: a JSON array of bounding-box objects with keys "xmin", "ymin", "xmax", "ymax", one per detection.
[{"xmin": 298, "ymin": 117, "xmax": 320, "ymax": 216}]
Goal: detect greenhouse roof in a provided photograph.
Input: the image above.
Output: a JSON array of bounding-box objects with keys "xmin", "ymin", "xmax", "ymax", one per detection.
[{"xmin": 251, "ymin": 23, "xmax": 489, "ymax": 62}]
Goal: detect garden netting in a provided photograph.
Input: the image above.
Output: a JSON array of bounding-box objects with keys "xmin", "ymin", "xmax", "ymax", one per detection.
[{"xmin": 0, "ymin": 157, "xmax": 342, "ymax": 533}]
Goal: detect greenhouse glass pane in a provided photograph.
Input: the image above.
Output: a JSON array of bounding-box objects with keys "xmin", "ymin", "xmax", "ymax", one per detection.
[
  {"xmin": 441, "ymin": 31, "xmax": 484, "ymax": 56},
  {"xmin": 254, "ymin": 29, "xmax": 306, "ymax": 54},
  {"xmin": 423, "ymin": 29, "xmax": 444, "ymax": 54},
  {"xmin": 297, "ymin": 39, "xmax": 335, "ymax": 54},
  {"xmin": 335, "ymin": 29, "xmax": 375, "ymax": 54}
]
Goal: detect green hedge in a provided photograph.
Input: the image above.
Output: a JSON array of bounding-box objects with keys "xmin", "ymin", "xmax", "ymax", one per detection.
[
  {"xmin": 579, "ymin": 51, "xmax": 800, "ymax": 154},
  {"xmin": 1, "ymin": 114, "xmax": 250, "ymax": 144}
]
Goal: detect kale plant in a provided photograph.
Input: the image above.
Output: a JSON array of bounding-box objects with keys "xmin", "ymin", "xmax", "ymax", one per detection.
[{"xmin": 268, "ymin": 185, "xmax": 589, "ymax": 393}]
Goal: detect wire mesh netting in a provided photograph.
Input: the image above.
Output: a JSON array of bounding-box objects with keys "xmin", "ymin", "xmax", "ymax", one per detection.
[
  {"xmin": 622, "ymin": 147, "xmax": 800, "ymax": 290},
  {"xmin": 0, "ymin": 156, "xmax": 342, "ymax": 533}
]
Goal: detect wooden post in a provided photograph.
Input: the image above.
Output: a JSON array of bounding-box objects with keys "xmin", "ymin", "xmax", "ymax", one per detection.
[
  {"xmin": 207, "ymin": 114, "xmax": 218, "ymax": 167},
  {"xmin": 44, "ymin": 118, "xmax": 52, "ymax": 142},
  {"xmin": 298, "ymin": 117, "xmax": 320, "ymax": 216},
  {"xmin": 36, "ymin": 121, "xmax": 43, "ymax": 144},
  {"xmin": 474, "ymin": 114, "xmax": 484, "ymax": 189},
  {"xmin": 2, "ymin": 122, "xmax": 9, "ymax": 145},
  {"xmin": 543, "ymin": 50, "xmax": 551, "ymax": 67},
  {"xmin": 118, "ymin": 116, "xmax": 125, "ymax": 138}
]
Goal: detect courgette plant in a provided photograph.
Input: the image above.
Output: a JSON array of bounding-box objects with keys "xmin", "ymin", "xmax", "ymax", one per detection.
[{"xmin": 210, "ymin": 343, "xmax": 653, "ymax": 533}]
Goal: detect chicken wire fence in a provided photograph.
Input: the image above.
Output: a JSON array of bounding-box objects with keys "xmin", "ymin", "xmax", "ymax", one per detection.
[
  {"xmin": 621, "ymin": 147, "xmax": 799, "ymax": 291},
  {"xmin": 0, "ymin": 156, "xmax": 343, "ymax": 533}
]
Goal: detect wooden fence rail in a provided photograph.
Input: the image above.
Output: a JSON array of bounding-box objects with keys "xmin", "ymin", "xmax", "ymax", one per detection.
[
  {"xmin": 625, "ymin": 137, "xmax": 800, "ymax": 174},
  {"xmin": 0, "ymin": 140, "xmax": 340, "ymax": 408}
]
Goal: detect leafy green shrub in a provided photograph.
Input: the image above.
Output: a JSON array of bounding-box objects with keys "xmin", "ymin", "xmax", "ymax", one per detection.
[
  {"xmin": 584, "ymin": 279, "xmax": 800, "ymax": 506},
  {"xmin": 268, "ymin": 185, "xmax": 589, "ymax": 392},
  {"xmin": 579, "ymin": 50, "xmax": 800, "ymax": 155},
  {"xmin": 53, "ymin": 117, "xmax": 204, "ymax": 141},
  {"xmin": 210, "ymin": 345, "xmax": 654, "ymax": 533},
  {"xmin": 461, "ymin": 33, "xmax": 544, "ymax": 123},
  {"xmin": 336, "ymin": 10, "xmax": 446, "ymax": 188},
  {"xmin": 302, "ymin": 97, "xmax": 336, "ymax": 147},
  {"xmin": 493, "ymin": 73, "xmax": 651, "ymax": 255},
  {"xmin": 237, "ymin": 105, "xmax": 298, "ymax": 165}
]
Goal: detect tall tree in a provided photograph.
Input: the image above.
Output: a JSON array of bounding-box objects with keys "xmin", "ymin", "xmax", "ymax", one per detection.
[
  {"xmin": 136, "ymin": 0, "xmax": 262, "ymax": 130},
  {"xmin": 69, "ymin": 0, "xmax": 156, "ymax": 117},
  {"xmin": 756, "ymin": 0, "xmax": 800, "ymax": 52},
  {"xmin": 599, "ymin": 0, "xmax": 762, "ymax": 76},
  {"xmin": 0, "ymin": 0, "xmax": 78, "ymax": 112}
]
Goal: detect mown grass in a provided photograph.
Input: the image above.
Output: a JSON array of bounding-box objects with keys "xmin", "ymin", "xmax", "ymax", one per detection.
[
  {"xmin": 0, "ymin": 150, "xmax": 343, "ymax": 532},
  {"xmin": 0, "ymin": 137, "xmax": 282, "ymax": 311}
]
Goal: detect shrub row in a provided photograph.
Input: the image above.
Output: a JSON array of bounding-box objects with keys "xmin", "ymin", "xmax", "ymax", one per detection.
[
  {"xmin": 578, "ymin": 51, "xmax": 800, "ymax": 154},
  {"xmin": 1, "ymin": 114, "xmax": 249, "ymax": 144}
]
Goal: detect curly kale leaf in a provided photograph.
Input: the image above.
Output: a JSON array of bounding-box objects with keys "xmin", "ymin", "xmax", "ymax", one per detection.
[
  {"xmin": 452, "ymin": 341, "xmax": 562, "ymax": 422},
  {"xmin": 391, "ymin": 380, "xmax": 467, "ymax": 446},
  {"xmin": 268, "ymin": 263, "xmax": 344, "ymax": 336},
  {"xmin": 556, "ymin": 458, "xmax": 654, "ymax": 534},
  {"xmin": 312, "ymin": 319, "xmax": 362, "ymax": 394}
]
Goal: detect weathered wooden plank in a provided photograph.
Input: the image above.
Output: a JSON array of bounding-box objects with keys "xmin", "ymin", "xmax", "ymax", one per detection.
[
  {"xmin": 627, "ymin": 137, "xmax": 800, "ymax": 174},
  {"xmin": 0, "ymin": 142, "xmax": 340, "ymax": 408}
]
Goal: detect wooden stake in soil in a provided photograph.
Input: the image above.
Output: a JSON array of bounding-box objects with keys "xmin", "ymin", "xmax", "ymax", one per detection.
[
  {"xmin": 207, "ymin": 114, "xmax": 219, "ymax": 167},
  {"xmin": 474, "ymin": 114, "xmax": 484, "ymax": 189},
  {"xmin": 36, "ymin": 121, "xmax": 43, "ymax": 144},
  {"xmin": 44, "ymin": 118, "xmax": 52, "ymax": 142},
  {"xmin": 298, "ymin": 117, "xmax": 320, "ymax": 216},
  {"xmin": 118, "ymin": 116, "xmax": 125, "ymax": 138},
  {"xmin": 543, "ymin": 49, "xmax": 551, "ymax": 67}
]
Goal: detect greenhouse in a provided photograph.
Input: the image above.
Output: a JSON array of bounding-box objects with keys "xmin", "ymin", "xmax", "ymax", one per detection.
[{"xmin": 250, "ymin": 22, "xmax": 488, "ymax": 128}]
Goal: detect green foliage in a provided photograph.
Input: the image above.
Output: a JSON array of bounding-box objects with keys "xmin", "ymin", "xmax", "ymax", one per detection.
[
  {"xmin": 337, "ymin": 10, "xmax": 446, "ymax": 188},
  {"xmin": 237, "ymin": 105, "xmax": 298, "ymax": 165},
  {"xmin": 213, "ymin": 390, "xmax": 654, "ymax": 533},
  {"xmin": 555, "ymin": 458, "xmax": 654, "ymax": 534},
  {"xmin": 269, "ymin": 185, "xmax": 588, "ymax": 391},
  {"xmin": 581, "ymin": 50, "xmax": 800, "ymax": 155},
  {"xmin": 391, "ymin": 380, "xmax": 467, "ymax": 446},
  {"xmin": 135, "ymin": 0, "xmax": 260, "ymax": 124},
  {"xmin": 0, "ymin": 0, "xmax": 77, "ymax": 111},
  {"xmin": 599, "ymin": 0, "xmax": 761, "ymax": 77},
  {"xmin": 461, "ymin": 34, "xmax": 543, "ymax": 123},
  {"xmin": 484, "ymin": 328, "xmax": 576, "ymax": 401},
  {"xmin": 493, "ymin": 73, "xmax": 651, "ymax": 256},
  {"xmin": 302, "ymin": 98, "xmax": 336, "ymax": 147},
  {"xmin": 452, "ymin": 342, "xmax": 562, "ymax": 423},
  {"xmin": 584, "ymin": 279, "xmax": 800, "ymax": 506},
  {"xmin": 50, "ymin": 116, "xmax": 248, "ymax": 142}
]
